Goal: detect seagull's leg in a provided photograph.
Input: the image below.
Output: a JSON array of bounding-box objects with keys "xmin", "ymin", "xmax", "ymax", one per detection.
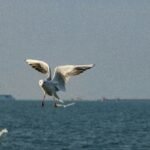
[
  {"xmin": 52, "ymin": 93, "xmax": 64, "ymax": 108},
  {"xmin": 42, "ymin": 94, "xmax": 46, "ymax": 107},
  {"xmin": 53, "ymin": 95, "xmax": 57, "ymax": 108},
  {"xmin": 54, "ymin": 93, "xmax": 64, "ymax": 103}
]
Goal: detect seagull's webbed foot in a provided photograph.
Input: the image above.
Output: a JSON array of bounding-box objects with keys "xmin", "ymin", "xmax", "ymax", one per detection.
[
  {"xmin": 41, "ymin": 94, "xmax": 46, "ymax": 107},
  {"xmin": 41, "ymin": 101, "xmax": 45, "ymax": 107},
  {"xmin": 54, "ymin": 102, "xmax": 58, "ymax": 108}
]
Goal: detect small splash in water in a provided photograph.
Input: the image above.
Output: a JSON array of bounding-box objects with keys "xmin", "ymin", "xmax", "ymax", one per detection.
[{"xmin": 0, "ymin": 128, "xmax": 8, "ymax": 137}]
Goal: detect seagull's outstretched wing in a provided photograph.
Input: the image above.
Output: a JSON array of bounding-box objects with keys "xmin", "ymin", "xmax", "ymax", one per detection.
[
  {"xmin": 26, "ymin": 59, "xmax": 51, "ymax": 80},
  {"xmin": 52, "ymin": 64, "xmax": 95, "ymax": 91}
]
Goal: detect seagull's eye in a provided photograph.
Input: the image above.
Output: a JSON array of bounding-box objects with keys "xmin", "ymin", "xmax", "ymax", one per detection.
[{"xmin": 39, "ymin": 80, "xmax": 44, "ymax": 86}]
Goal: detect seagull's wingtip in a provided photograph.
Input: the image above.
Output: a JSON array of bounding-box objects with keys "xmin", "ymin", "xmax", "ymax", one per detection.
[
  {"xmin": 25, "ymin": 59, "xmax": 30, "ymax": 64},
  {"xmin": 25, "ymin": 59, "xmax": 33, "ymax": 64}
]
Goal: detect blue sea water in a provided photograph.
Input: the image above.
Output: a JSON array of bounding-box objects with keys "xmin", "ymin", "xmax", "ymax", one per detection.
[{"xmin": 0, "ymin": 100, "xmax": 150, "ymax": 150}]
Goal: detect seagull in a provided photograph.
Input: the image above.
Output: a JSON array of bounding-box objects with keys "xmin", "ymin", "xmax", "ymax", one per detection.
[{"xmin": 26, "ymin": 59, "xmax": 95, "ymax": 107}]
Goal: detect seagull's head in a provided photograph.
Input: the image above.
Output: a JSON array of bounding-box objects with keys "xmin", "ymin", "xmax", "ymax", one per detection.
[{"xmin": 39, "ymin": 79, "xmax": 44, "ymax": 87}]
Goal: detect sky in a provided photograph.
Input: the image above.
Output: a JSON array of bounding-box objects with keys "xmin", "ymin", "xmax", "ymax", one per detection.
[{"xmin": 0, "ymin": 0, "xmax": 150, "ymax": 100}]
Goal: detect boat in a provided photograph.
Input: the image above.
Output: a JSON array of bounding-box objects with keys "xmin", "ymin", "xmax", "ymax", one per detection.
[{"xmin": 0, "ymin": 95, "xmax": 15, "ymax": 100}]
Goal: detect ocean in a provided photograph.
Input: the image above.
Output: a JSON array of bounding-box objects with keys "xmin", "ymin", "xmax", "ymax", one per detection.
[{"xmin": 0, "ymin": 100, "xmax": 150, "ymax": 150}]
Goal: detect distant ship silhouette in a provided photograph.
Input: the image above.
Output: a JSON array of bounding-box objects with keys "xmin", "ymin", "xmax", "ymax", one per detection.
[{"xmin": 0, "ymin": 95, "xmax": 15, "ymax": 100}]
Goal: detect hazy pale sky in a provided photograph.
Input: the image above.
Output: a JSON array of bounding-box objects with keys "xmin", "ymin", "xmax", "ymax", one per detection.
[{"xmin": 0, "ymin": 0, "xmax": 150, "ymax": 99}]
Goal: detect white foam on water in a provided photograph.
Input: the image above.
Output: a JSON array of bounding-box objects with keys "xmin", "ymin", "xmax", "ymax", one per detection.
[{"xmin": 0, "ymin": 128, "xmax": 8, "ymax": 137}]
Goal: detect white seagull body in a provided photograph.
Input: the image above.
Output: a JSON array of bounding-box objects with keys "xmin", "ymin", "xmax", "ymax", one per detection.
[{"xmin": 26, "ymin": 59, "xmax": 95, "ymax": 107}]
